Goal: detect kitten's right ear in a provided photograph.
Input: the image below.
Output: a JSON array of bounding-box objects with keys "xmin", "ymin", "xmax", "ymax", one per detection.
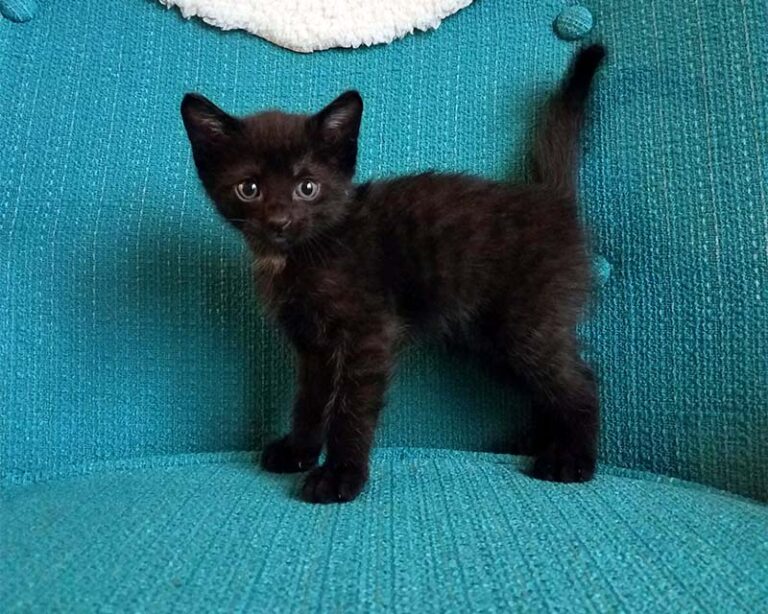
[{"xmin": 180, "ymin": 93, "xmax": 240, "ymax": 159}]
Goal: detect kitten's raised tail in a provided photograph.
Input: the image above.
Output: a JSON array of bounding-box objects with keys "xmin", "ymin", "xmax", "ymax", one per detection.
[{"xmin": 532, "ymin": 44, "xmax": 606, "ymax": 195}]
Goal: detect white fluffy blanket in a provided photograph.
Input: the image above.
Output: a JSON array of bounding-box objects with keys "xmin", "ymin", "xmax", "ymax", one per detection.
[{"xmin": 159, "ymin": 0, "xmax": 474, "ymax": 53}]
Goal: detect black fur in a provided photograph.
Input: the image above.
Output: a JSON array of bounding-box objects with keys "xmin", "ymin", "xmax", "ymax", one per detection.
[{"xmin": 181, "ymin": 45, "xmax": 606, "ymax": 503}]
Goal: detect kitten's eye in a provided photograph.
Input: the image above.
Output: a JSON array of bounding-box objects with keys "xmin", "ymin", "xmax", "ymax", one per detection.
[
  {"xmin": 295, "ymin": 179, "xmax": 319, "ymax": 201},
  {"xmin": 235, "ymin": 180, "xmax": 261, "ymax": 202}
]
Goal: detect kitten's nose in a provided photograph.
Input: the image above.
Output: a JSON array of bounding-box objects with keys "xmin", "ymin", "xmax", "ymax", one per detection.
[{"xmin": 266, "ymin": 216, "xmax": 291, "ymax": 235}]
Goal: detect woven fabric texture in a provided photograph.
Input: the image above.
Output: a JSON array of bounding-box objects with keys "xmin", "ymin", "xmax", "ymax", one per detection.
[
  {"xmin": 0, "ymin": 0, "xmax": 766, "ymax": 502},
  {"xmin": 2, "ymin": 449, "xmax": 767, "ymax": 612}
]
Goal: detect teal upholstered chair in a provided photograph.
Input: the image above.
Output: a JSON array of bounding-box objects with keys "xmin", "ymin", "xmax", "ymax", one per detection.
[{"xmin": 1, "ymin": 1, "xmax": 766, "ymax": 610}]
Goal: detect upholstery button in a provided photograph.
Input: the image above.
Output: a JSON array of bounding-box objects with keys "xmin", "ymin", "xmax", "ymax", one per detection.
[
  {"xmin": 554, "ymin": 5, "xmax": 594, "ymax": 41},
  {"xmin": 593, "ymin": 255, "xmax": 612, "ymax": 286},
  {"xmin": 0, "ymin": 0, "xmax": 39, "ymax": 22}
]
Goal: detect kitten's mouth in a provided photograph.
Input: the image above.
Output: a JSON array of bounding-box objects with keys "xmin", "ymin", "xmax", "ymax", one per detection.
[
  {"xmin": 244, "ymin": 228, "xmax": 294, "ymax": 254},
  {"xmin": 269, "ymin": 234, "xmax": 291, "ymax": 249}
]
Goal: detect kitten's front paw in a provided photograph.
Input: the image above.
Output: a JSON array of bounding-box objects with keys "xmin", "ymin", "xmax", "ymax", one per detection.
[
  {"xmin": 261, "ymin": 436, "xmax": 319, "ymax": 474},
  {"xmin": 300, "ymin": 464, "xmax": 368, "ymax": 504},
  {"xmin": 531, "ymin": 447, "xmax": 596, "ymax": 483}
]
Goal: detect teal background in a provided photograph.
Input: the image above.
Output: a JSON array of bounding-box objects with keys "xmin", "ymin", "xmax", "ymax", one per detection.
[
  {"xmin": 2, "ymin": 1, "xmax": 767, "ymax": 610},
  {"xmin": 2, "ymin": 0, "xmax": 766, "ymax": 499}
]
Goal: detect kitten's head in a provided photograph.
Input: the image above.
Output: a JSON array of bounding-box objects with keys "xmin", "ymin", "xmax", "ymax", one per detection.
[{"xmin": 181, "ymin": 91, "xmax": 363, "ymax": 253}]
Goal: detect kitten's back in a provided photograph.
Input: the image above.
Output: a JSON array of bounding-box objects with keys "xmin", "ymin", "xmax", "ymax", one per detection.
[
  {"xmin": 347, "ymin": 174, "xmax": 587, "ymax": 332},
  {"xmin": 341, "ymin": 46, "xmax": 606, "ymax": 332}
]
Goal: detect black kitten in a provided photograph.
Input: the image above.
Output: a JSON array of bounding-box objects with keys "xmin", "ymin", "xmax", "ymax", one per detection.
[{"xmin": 181, "ymin": 45, "xmax": 606, "ymax": 504}]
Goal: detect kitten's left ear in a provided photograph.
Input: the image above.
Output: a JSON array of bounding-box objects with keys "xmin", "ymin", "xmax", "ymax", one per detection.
[{"xmin": 310, "ymin": 90, "xmax": 363, "ymax": 175}]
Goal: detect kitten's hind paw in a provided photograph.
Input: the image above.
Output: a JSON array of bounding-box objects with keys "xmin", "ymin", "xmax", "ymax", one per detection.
[
  {"xmin": 300, "ymin": 464, "xmax": 368, "ymax": 504},
  {"xmin": 261, "ymin": 436, "xmax": 319, "ymax": 473},
  {"xmin": 531, "ymin": 448, "xmax": 596, "ymax": 483}
]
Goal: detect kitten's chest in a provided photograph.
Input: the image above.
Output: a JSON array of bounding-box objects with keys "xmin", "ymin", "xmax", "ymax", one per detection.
[{"xmin": 258, "ymin": 263, "xmax": 348, "ymax": 351}]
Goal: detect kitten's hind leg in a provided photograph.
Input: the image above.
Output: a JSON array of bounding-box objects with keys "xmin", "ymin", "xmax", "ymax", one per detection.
[{"xmin": 522, "ymin": 349, "xmax": 599, "ymax": 483}]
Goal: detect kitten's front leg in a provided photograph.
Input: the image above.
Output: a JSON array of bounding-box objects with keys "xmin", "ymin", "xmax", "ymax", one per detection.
[
  {"xmin": 261, "ymin": 351, "xmax": 333, "ymax": 473},
  {"xmin": 301, "ymin": 327, "xmax": 396, "ymax": 504}
]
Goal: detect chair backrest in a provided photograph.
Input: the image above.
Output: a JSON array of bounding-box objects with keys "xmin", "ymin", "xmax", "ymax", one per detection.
[{"xmin": 1, "ymin": 0, "xmax": 765, "ymax": 501}]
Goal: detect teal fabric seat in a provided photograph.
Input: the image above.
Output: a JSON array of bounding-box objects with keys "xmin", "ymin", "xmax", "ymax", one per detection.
[
  {"xmin": 3, "ymin": 451, "xmax": 767, "ymax": 612},
  {"xmin": 1, "ymin": 0, "xmax": 766, "ymax": 610}
]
